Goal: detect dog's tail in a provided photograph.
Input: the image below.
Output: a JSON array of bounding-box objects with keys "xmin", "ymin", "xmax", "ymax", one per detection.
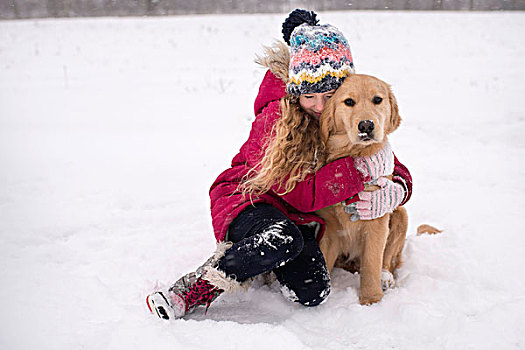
[{"xmin": 416, "ymin": 224, "xmax": 442, "ymax": 235}]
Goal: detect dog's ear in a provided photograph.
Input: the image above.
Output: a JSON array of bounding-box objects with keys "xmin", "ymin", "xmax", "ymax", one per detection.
[
  {"xmin": 320, "ymin": 97, "xmax": 336, "ymax": 145},
  {"xmin": 387, "ymin": 85, "xmax": 402, "ymax": 133}
]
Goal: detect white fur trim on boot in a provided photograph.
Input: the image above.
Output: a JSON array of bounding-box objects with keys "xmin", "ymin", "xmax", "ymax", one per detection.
[
  {"xmin": 198, "ymin": 241, "xmax": 251, "ymax": 293},
  {"xmin": 201, "ymin": 265, "xmax": 249, "ymax": 294},
  {"xmin": 195, "ymin": 241, "xmax": 233, "ymax": 276}
]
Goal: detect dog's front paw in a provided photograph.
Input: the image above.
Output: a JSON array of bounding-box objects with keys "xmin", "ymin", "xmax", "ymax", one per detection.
[
  {"xmin": 381, "ymin": 269, "xmax": 395, "ymax": 291},
  {"xmin": 359, "ymin": 291, "xmax": 383, "ymax": 305}
]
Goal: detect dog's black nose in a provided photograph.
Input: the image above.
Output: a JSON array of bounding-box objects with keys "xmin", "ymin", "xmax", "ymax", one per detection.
[{"xmin": 358, "ymin": 120, "xmax": 375, "ymax": 135}]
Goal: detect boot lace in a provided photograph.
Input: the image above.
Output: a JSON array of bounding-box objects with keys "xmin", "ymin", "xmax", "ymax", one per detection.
[{"xmin": 179, "ymin": 278, "xmax": 223, "ymax": 314}]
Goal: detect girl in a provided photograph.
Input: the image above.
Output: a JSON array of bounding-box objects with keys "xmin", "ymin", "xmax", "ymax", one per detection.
[{"xmin": 147, "ymin": 9, "xmax": 412, "ymax": 320}]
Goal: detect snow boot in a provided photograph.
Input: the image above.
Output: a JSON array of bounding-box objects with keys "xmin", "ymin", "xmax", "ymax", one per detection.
[
  {"xmin": 147, "ymin": 242, "xmax": 246, "ymax": 320},
  {"xmin": 146, "ymin": 277, "xmax": 223, "ymax": 319}
]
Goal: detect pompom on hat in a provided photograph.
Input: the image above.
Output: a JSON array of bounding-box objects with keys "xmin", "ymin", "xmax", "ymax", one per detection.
[{"xmin": 282, "ymin": 9, "xmax": 355, "ymax": 96}]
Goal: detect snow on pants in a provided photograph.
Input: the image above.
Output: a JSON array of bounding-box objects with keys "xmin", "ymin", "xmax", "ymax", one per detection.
[{"xmin": 217, "ymin": 204, "xmax": 331, "ymax": 306}]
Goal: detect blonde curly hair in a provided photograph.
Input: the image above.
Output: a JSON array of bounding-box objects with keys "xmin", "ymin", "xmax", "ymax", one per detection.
[{"xmin": 241, "ymin": 96, "xmax": 327, "ymax": 196}]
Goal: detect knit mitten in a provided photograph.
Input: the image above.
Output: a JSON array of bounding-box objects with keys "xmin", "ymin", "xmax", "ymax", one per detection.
[
  {"xmin": 344, "ymin": 177, "xmax": 404, "ymax": 220},
  {"xmin": 354, "ymin": 142, "xmax": 394, "ymax": 183}
]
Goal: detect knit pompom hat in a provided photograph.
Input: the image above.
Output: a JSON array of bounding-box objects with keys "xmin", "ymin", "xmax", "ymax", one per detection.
[{"xmin": 282, "ymin": 9, "xmax": 355, "ymax": 96}]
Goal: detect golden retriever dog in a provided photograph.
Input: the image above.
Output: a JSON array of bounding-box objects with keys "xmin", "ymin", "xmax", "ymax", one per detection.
[{"xmin": 316, "ymin": 74, "xmax": 408, "ymax": 305}]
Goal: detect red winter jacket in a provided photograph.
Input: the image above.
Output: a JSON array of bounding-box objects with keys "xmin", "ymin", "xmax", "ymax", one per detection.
[{"xmin": 209, "ymin": 70, "xmax": 412, "ymax": 242}]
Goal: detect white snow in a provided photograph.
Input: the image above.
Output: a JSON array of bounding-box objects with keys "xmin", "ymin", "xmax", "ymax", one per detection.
[
  {"xmin": 257, "ymin": 221, "xmax": 294, "ymax": 250},
  {"xmin": 1, "ymin": 11, "xmax": 524, "ymax": 350}
]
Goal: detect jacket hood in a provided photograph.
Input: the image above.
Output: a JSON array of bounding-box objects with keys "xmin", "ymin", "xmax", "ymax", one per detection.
[{"xmin": 253, "ymin": 41, "xmax": 290, "ymax": 115}]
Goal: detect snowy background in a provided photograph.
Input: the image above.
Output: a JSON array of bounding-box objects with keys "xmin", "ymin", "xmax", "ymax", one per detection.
[{"xmin": 1, "ymin": 11, "xmax": 524, "ymax": 350}]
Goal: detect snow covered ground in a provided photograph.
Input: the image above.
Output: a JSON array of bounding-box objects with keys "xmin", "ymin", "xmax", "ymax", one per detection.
[{"xmin": 1, "ymin": 11, "xmax": 524, "ymax": 350}]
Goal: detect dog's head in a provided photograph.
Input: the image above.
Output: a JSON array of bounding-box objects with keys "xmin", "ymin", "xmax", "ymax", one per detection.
[{"xmin": 320, "ymin": 74, "xmax": 401, "ymax": 150}]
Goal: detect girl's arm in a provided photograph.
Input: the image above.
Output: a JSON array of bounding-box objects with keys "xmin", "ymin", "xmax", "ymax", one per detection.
[
  {"xmin": 277, "ymin": 154, "xmax": 412, "ymax": 212},
  {"xmin": 392, "ymin": 154, "xmax": 412, "ymax": 205},
  {"xmin": 272, "ymin": 157, "xmax": 365, "ymax": 212}
]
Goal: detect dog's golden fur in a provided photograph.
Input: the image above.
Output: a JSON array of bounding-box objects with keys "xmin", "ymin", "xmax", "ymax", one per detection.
[{"xmin": 316, "ymin": 74, "xmax": 408, "ymax": 305}]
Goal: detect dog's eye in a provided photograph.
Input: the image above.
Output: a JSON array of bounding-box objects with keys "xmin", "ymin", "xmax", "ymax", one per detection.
[
  {"xmin": 344, "ymin": 98, "xmax": 356, "ymax": 107},
  {"xmin": 372, "ymin": 96, "xmax": 383, "ymax": 105}
]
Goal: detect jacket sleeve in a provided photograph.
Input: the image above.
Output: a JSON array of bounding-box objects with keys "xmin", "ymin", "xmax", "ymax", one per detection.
[
  {"xmin": 392, "ymin": 154, "xmax": 412, "ymax": 206},
  {"xmin": 272, "ymin": 157, "xmax": 365, "ymax": 212}
]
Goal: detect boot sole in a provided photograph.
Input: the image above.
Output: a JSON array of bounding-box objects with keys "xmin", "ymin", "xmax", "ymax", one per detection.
[{"xmin": 146, "ymin": 293, "xmax": 172, "ymax": 320}]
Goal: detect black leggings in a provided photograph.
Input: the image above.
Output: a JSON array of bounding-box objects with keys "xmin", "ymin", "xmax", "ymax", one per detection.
[{"xmin": 217, "ymin": 204, "xmax": 330, "ymax": 306}]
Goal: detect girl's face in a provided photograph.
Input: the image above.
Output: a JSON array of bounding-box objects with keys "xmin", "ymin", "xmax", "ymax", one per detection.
[{"xmin": 299, "ymin": 90, "xmax": 336, "ymax": 118}]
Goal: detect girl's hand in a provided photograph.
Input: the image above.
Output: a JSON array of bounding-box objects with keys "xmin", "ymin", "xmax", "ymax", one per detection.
[
  {"xmin": 354, "ymin": 142, "xmax": 394, "ymax": 183},
  {"xmin": 343, "ymin": 177, "xmax": 404, "ymax": 221}
]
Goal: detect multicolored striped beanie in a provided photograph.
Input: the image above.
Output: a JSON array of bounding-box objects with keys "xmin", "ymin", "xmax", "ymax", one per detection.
[{"xmin": 282, "ymin": 9, "xmax": 355, "ymax": 96}]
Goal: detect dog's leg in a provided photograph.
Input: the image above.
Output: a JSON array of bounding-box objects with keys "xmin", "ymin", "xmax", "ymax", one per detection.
[
  {"xmin": 319, "ymin": 233, "xmax": 341, "ymax": 275},
  {"xmin": 359, "ymin": 217, "xmax": 389, "ymax": 305},
  {"xmin": 383, "ymin": 206, "xmax": 408, "ymax": 273},
  {"xmin": 317, "ymin": 207, "xmax": 343, "ymax": 275}
]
